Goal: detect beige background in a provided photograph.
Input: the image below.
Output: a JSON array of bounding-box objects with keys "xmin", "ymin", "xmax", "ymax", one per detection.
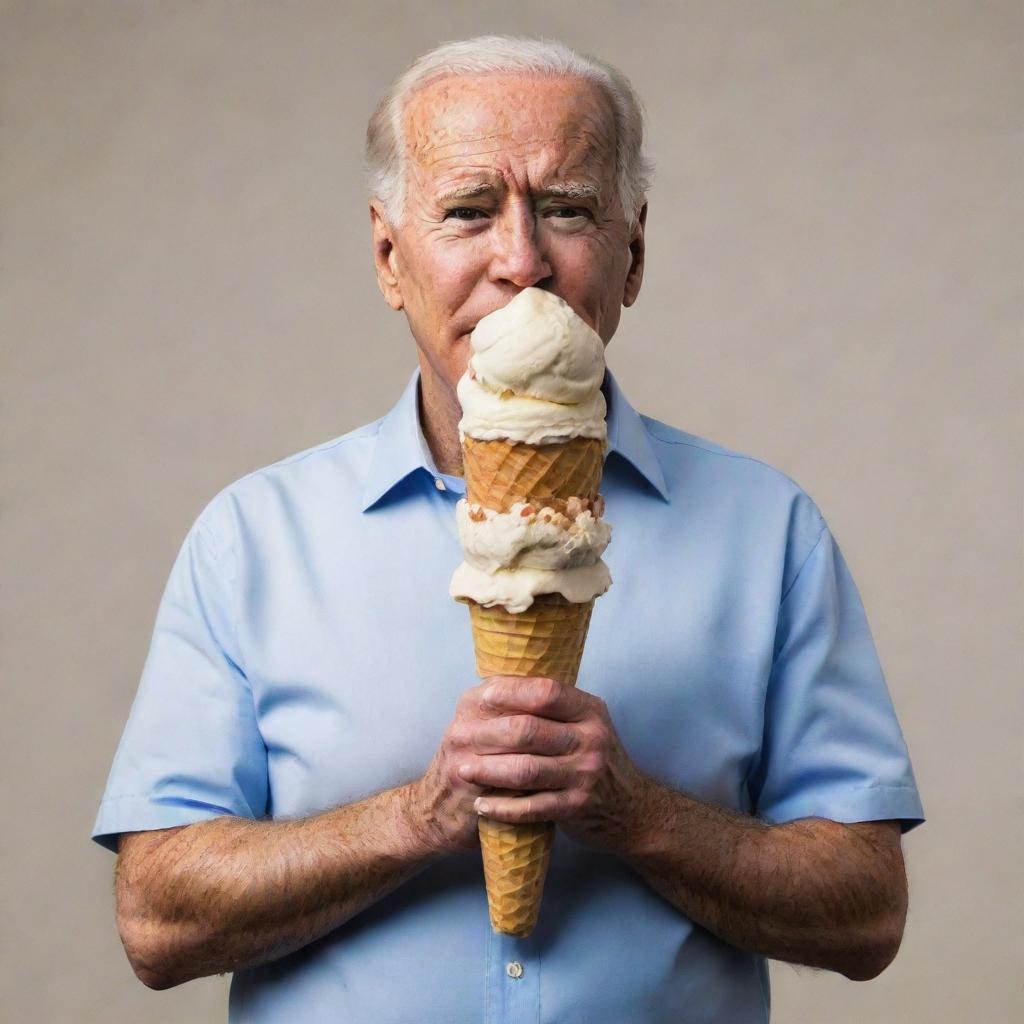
[{"xmin": 3, "ymin": 1, "xmax": 1020, "ymax": 1020}]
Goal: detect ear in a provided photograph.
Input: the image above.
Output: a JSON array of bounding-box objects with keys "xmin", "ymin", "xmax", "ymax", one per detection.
[
  {"xmin": 622, "ymin": 202, "xmax": 647, "ymax": 308},
  {"xmin": 370, "ymin": 201, "xmax": 404, "ymax": 311}
]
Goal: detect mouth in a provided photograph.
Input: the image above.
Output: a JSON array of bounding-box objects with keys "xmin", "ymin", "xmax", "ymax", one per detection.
[
  {"xmin": 461, "ymin": 307, "xmax": 505, "ymax": 338},
  {"xmin": 460, "ymin": 288, "xmax": 551, "ymax": 340}
]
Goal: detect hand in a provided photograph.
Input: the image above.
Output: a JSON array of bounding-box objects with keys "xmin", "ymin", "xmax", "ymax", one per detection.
[
  {"xmin": 406, "ymin": 679, "xmax": 509, "ymax": 855},
  {"xmin": 454, "ymin": 675, "xmax": 648, "ymax": 854}
]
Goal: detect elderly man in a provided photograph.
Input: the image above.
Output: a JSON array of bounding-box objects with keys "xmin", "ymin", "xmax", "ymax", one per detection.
[{"xmin": 94, "ymin": 35, "xmax": 923, "ymax": 1024}]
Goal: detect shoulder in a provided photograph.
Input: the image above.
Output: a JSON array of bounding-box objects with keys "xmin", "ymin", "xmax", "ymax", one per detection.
[
  {"xmin": 639, "ymin": 413, "xmax": 828, "ymax": 573},
  {"xmin": 191, "ymin": 418, "xmax": 384, "ymax": 546},
  {"xmin": 643, "ymin": 414, "xmax": 822, "ymax": 507}
]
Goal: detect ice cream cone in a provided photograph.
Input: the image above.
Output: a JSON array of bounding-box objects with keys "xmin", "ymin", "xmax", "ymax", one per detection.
[{"xmin": 449, "ymin": 288, "xmax": 612, "ymax": 939}]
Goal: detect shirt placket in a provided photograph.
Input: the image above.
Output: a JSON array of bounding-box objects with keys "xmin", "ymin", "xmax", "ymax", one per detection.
[
  {"xmin": 430, "ymin": 473, "xmax": 466, "ymax": 536},
  {"xmin": 485, "ymin": 926, "xmax": 542, "ymax": 1024}
]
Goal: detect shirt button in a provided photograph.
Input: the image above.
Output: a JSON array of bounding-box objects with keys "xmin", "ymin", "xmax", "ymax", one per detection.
[
  {"xmin": 434, "ymin": 478, "xmax": 446, "ymax": 491},
  {"xmin": 506, "ymin": 961, "xmax": 524, "ymax": 980}
]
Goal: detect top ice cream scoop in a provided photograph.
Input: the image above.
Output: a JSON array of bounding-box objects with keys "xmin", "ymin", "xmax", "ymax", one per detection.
[
  {"xmin": 469, "ymin": 288, "xmax": 606, "ymax": 403},
  {"xmin": 457, "ymin": 289, "xmax": 608, "ymax": 446}
]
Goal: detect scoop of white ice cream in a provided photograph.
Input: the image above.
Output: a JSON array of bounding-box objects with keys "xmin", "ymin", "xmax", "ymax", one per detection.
[
  {"xmin": 449, "ymin": 560, "xmax": 612, "ymax": 615},
  {"xmin": 457, "ymin": 374, "xmax": 606, "ymax": 445},
  {"xmin": 458, "ymin": 287, "xmax": 608, "ymax": 445},
  {"xmin": 469, "ymin": 288, "xmax": 605, "ymax": 404},
  {"xmin": 456, "ymin": 500, "xmax": 612, "ymax": 574}
]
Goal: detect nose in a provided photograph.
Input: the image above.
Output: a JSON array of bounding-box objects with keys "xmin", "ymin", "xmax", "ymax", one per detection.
[{"xmin": 487, "ymin": 203, "xmax": 552, "ymax": 289}]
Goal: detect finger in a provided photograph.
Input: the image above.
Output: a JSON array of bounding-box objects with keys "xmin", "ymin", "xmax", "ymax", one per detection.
[
  {"xmin": 456, "ymin": 681, "xmax": 501, "ymax": 719},
  {"xmin": 481, "ymin": 676, "xmax": 589, "ymax": 722},
  {"xmin": 469, "ymin": 714, "xmax": 580, "ymax": 756},
  {"xmin": 474, "ymin": 789, "xmax": 581, "ymax": 824},
  {"xmin": 458, "ymin": 753, "xmax": 572, "ymax": 792}
]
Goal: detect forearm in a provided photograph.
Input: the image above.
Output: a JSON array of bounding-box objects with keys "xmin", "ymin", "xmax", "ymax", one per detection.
[
  {"xmin": 617, "ymin": 776, "xmax": 907, "ymax": 979},
  {"xmin": 117, "ymin": 779, "xmax": 438, "ymax": 988}
]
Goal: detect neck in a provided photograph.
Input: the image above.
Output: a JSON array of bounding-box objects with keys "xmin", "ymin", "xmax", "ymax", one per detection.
[{"xmin": 417, "ymin": 362, "xmax": 464, "ymax": 476}]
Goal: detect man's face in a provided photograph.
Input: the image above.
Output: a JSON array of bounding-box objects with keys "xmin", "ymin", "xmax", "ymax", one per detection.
[{"xmin": 371, "ymin": 73, "xmax": 646, "ymax": 393}]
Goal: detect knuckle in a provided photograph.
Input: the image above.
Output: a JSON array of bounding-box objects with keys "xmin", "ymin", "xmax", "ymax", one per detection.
[
  {"xmin": 560, "ymin": 728, "xmax": 580, "ymax": 753},
  {"xmin": 499, "ymin": 715, "xmax": 519, "ymax": 745},
  {"xmin": 536, "ymin": 677, "xmax": 561, "ymax": 707},
  {"xmin": 513, "ymin": 715, "xmax": 538, "ymax": 747},
  {"xmin": 483, "ymin": 678, "xmax": 509, "ymax": 707},
  {"xmin": 456, "ymin": 689, "xmax": 481, "ymax": 717},
  {"xmin": 512, "ymin": 754, "xmax": 538, "ymax": 787},
  {"xmin": 579, "ymin": 721, "xmax": 606, "ymax": 750},
  {"xmin": 447, "ymin": 722, "xmax": 469, "ymax": 748},
  {"xmin": 573, "ymin": 755, "xmax": 602, "ymax": 792}
]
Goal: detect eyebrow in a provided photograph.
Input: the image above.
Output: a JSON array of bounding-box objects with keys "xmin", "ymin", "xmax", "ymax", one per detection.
[
  {"xmin": 540, "ymin": 182, "xmax": 601, "ymax": 201},
  {"xmin": 435, "ymin": 181, "xmax": 602, "ymax": 203},
  {"xmin": 436, "ymin": 182, "xmax": 497, "ymax": 202}
]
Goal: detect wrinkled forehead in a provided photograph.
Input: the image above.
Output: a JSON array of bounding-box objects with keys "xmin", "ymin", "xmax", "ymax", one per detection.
[{"xmin": 402, "ymin": 73, "xmax": 618, "ymax": 184}]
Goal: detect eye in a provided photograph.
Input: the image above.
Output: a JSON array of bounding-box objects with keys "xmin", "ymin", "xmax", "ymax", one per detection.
[
  {"xmin": 444, "ymin": 207, "xmax": 488, "ymax": 221},
  {"xmin": 545, "ymin": 207, "xmax": 591, "ymax": 220}
]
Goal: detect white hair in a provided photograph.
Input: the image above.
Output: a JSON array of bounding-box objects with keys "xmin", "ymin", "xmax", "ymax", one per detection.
[{"xmin": 366, "ymin": 35, "xmax": 653, "ymax": 227}]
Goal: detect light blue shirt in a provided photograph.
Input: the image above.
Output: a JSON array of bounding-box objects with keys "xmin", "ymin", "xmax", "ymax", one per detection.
[{"xmin": 93, "ymin": 368, "xmax": 923, "ymax": 1023}]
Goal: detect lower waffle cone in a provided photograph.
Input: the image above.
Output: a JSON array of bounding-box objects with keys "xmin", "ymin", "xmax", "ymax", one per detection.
[
  {"xmin": 469, "ymin": 595, "xmax": 594, "ymax": 685},
  {"xmin": 469, "ymin": 594, "xmax": 595, "ymax": 938}
]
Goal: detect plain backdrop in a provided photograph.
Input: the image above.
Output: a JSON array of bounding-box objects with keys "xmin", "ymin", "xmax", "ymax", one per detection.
[{"xmin": 3, "ymin": 1, "xmax": 1020, "ymax": 1021}]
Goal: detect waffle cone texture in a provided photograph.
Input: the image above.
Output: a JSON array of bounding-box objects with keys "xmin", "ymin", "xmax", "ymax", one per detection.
[
  {"xmin": 462, "ymin": 436, "xmax": 604, "ymax": 937},
  {"xmin": 462, "ymin": 436, "xmax": 603, "ymax": 514}
]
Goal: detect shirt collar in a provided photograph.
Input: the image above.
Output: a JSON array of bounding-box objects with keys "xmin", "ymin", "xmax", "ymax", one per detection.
[
  {"xmin": 360, "ymin": 366, "xmax": 670, "ymax": 512},
  {"xmin": 360, "ymin": 370, "xmax": 433, "ymax": 512},
  {"xmin": 602, "ymin": 369, "xmax": 670, "ymax": 502}
]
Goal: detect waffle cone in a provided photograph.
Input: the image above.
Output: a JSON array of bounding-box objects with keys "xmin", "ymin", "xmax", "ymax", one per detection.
[
  {"xmin": 468, "ymin": 594, "xmax": 593, "ymax": 684},
  {"xmin": 476, "ymin": 814, "xmax": 556, "ymax": 939},
  {"xmin": 469, "ymin": 595, "xmax": 594, "ymax": 937},
  {"xmin": 462, "ymin": 436, "xmax": 603, "ymax": 513},
  {"xmin": 461, "ymin": 435, "xmax": 605, "ymax": 937}
]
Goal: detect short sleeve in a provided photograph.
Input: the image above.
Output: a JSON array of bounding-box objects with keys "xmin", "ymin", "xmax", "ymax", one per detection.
[
  {"xmin": 91, "ymin": 500, "xmax": 268, "ymax": 852},
  {"xmin": 748, "ymin": 525, "xmax": 924, "ymax": 833}
]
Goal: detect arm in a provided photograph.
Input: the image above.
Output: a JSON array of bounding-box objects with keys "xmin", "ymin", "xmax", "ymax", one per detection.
[
  {"xmin": 615, "ymin": 783, "xmax": 907, "ymax": 980},
  {"xmin": 457, "ymin": 676, "xmax": 909, "ymax": 981},
  {"xmin": 115, "ymin": 681, "xmax": 508, "ymax": 990},
  {"xmin": 116, "ymin": 782, "xmax": 436, "ymax": 989}
]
